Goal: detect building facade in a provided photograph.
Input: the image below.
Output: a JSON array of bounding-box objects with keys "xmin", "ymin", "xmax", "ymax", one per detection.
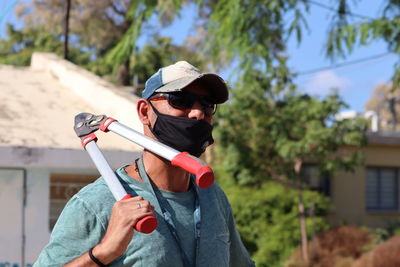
[
  {"xmin": 0, "ymin": 53, "xmax": 142, "ymax": 266},
  {"xmin": 328, "ymin": 133, "xmax": 400, "ymax": 228}
]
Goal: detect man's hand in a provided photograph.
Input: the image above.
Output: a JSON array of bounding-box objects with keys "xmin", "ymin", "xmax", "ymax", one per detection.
[
  {"xmin": 95, "ymin": 196, "xmax": 155, "ymax": 263},
  {"xmin": 65, "ymin": 196, "xmax": 155, "ymax": 266}
]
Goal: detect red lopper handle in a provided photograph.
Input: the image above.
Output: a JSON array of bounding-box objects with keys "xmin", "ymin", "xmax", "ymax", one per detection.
[
  {"xmin": 171, "ymin": 152, "xmax": 214, "ymax": 188},
  {"xmin": 121, "ymin": 194, "xmax": 158, "ymax": 234}
]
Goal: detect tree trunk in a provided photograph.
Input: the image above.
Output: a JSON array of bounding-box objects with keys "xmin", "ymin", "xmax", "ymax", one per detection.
[
  {"xmin": 116, "ymin": 59, "xmax": 131, "ymax": 86},
  {"xmin": 389, "ymin": 97, "xmax": 397, "ymax": 131},
  {"xmin": 295, "ymin": 159, "xmax": 308, "ymax": 262},
  {"xmin": 309, "ymin": 200, "xmax": 317, "ymax": 261},
  {"xmin": 64, "ymin": 0, "xmax": 71, "ymax": 60}
]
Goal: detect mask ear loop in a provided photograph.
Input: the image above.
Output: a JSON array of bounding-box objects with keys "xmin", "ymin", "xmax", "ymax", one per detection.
[
  {"xmin": 146, "ymin": 100, "xmax": 160, "ymax": 137},
  {"xmin": 147, "ymin": 100, "xmax": 161, "ymax": 115}
]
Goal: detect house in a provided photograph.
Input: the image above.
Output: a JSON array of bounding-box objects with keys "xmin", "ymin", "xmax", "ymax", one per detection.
[
  {"xmin": 0, "ymin": 53, "xmax": 143, "ymax": 266},
  {"xmin": 327, "ymin": 131, "xmax": 400, "ymax": 228},
  {"xmin": 301, "ymin": 109, "xmax": 400, "ymax": 229}
]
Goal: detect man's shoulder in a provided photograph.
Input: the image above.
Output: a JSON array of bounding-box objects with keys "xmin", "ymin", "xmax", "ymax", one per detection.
[
  {"xmin": 198, "ymin": 181, "xmax": 226, "ymax": 198},
  {"xmin": 69, "ymin": 177, "xmax": 116, "ymax": 214},
  {"xmin": 75, "ymin": 177, "xmax": 112, "ymax": 201},
  {"xmin": 198, "ymin": 181, "xmax": 231, "ymax": 210},
  {"xmin": 71, "ymin": 169, "xmax": 145, "ymax": 213}
]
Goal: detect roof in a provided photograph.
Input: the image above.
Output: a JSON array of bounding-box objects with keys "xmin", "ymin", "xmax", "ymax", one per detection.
[
  {"xmin": 0, "ymin": 52, "xmax": 142, "ymax": 151},
  {"xmin": 367, "ymin": 131, "xmax": 400, "ymax": 146}
]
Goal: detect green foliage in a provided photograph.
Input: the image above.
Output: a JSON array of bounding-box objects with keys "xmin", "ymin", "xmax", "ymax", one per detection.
[
  {"xmin": 326, "ymin": 0, "xmax": 400, "ymax": 85},
  {"xmin": 215, "ymin": 70, "xmax": 367, "ymax": 187},
  {"xmin": 214, "ymin": 66, "xmax": 367, "ymax": 265},
  {"xmin": 371, "ymin": 218, "xmax": 400, "ymax": 244},
  {"xmin": 204, "ymin": 0, "xmax": 309, "ymax": 73},
  {"xmin": 17, "ymin": 0, "xmax": 132, "ymax": 56},
  {"xmin": 130, "ymin": 37, "xmax": 206, "ymax": 95},
  {"xmin": 327, "ymin": 18, "xmax": 400, "ymax": 56},
  {"xmin": 0, "ymin": 24, "xmax": 90, "ymax": 67},
  {"xmin": 218, "ymin": 178, "xmax": 330, "ymax": 267},
  {"xmin": 108, "ymin": 0, "xmax": 311, "ymax": 75},
  {"xmin": 15, "ymin": 0, "xmax": 136, "ymax": 83},
  {"xmin": 105, "ymin": 0, "xmax": 186, "ymax": 71}
]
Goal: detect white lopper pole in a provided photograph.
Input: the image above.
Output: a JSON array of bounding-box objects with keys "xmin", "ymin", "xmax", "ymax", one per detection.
[
  {"xmin": 85, "ymin": 141, "xmax": 127, "ymax": 200},
  {"xmin": 100, "ymin": 117, "xmax": 215, "ymax": 189},
  {"xmin": 107, "ymin": 122, "xmax": 178, "ymax": 160},
  {"xmin": 84, "ymin": 140, "xmax": 157, "ymax": 234},
  {"xmin": 75, "ymin": 114, "xmax": 158, "ymax": 234}
]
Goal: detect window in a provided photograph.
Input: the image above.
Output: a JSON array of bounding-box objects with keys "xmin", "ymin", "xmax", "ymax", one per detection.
[
  {"xmin": 301, "ymin": 164, "xmax": 331, "ymax": 196},
  {"xmin": 50, "ymin": 173, "xmax": 98, "ymax": 230},
  {"xmin": 366, "ymin": 167, "xmax": 399, "ymax": 211}
]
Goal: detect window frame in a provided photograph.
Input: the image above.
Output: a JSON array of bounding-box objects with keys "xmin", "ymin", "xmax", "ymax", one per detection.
[{"xmin": 365, "ymin": 167, "xmax": 399, "ymax": 212}]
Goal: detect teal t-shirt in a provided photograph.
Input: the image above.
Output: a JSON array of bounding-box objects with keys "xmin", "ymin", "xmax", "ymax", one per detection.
[
  {"xmin": 127, "ymin": 167, "xmax": 197, "ymax": 266},
  {"xmin": 33, "ymin": 165, "xmax": 255, "ymax": 267},
  {"xmin": 158, "ymin": 187, "xmax": 196, "ymax": 266}
]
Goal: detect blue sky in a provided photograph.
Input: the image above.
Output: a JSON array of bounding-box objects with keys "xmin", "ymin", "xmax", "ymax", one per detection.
[
  {"xmin": 288, "ymin": 1, "xmax": 398, "ymax": 112},
  {"xmin": 1, "ymin": 0, "xmax": 397, "ymax": 112}
]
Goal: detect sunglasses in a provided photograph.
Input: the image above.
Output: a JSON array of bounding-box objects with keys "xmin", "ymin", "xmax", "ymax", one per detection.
[{"xmin": 149, "ymin": 91, "xmax": 217, "ymax": 116}]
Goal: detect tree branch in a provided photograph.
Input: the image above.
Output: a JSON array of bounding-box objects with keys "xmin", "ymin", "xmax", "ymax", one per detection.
[
  {"xmin": 108, "ymin": 0, "xmax": 126, "ymax": 17},
  {"xmin": 267, "ymin": 167, "xmax": 297, "ymax": 189}
]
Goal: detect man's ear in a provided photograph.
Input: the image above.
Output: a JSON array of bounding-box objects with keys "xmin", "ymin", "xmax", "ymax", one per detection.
[{"xmin": 137, "ymin": 99, "xmax": 151, "ymax": 125}]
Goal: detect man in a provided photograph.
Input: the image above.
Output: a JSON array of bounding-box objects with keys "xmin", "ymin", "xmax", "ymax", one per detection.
[{"xmin": 34, "ymin": 61, "xmax": 255, "ymax": 266}]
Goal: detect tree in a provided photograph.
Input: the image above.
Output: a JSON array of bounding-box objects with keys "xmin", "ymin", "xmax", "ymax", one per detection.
[
  {"xmin": 104, "ymin": 0, "xmax": 186, "ymax": 83},
  {"xmin": 130, "ymin": 36, "xmax": 207, "ymax": 95},
  {"xmin": 63, "ymin": 0, "xmax": 71, "ymax": 60},
  {"xmin": 177, "ymin": 2, "xmax": 367, "ymax": 263},
  {"xmin": 16, "ymin": 0, "xmax": 311, "ymax": 85},
  {"xmin": 365, "ymin": 83, "xmax": 400, "ymax": 131},
  {"xmin": 16, "ymin": 0, "xmax": 133, "ymax": 84},
  {"xmin": 105, "ymin": 1, "xmax": 368, "ymax": 264},
  {"xmin": 213, "ymin": 68, "xmax": 367, "ymax": 265},
  {"xmin": 15, "ymin": 0, "xmax": 197, "ymax": 85},
  {"xmin": 16, "ymin": 0, "xmax": 131, "ymax": 54},
  {"xmin": 0, "ymin": 24, "xmax": 90, "ymax": 66},
  {"xmin": 326, "ymin": 0, "xmax": 400, "ymax": 85},
  {"xmin": 218, "ymin": 179, "xmax": 330, "ymax": 267},
  {"xmin": 111, "ymin": 0, "xmax": 310, "ymax": 75}
]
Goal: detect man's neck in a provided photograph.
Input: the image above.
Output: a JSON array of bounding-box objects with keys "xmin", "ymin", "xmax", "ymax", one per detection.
[{"xmin": 126, "ymin": 150, "xmax": 191, "ymax": 192}]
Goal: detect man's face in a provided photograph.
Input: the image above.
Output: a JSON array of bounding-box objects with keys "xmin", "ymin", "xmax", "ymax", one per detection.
[{"xmin": 148, "ymin": 82, "xmax": 214, "ymax": 125}]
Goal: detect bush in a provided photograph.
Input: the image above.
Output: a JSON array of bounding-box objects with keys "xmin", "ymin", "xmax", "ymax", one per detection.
[
  {"xmin": 286, "ymin": 226, "xmax": 376, "ymax": 267},
  {"xmin": 353, "ymin": 235, "xmax": 400, "ymax": 267},
  {"xmin": 219, "ymin": 180, "xmax": 330, "ymax": 267}
]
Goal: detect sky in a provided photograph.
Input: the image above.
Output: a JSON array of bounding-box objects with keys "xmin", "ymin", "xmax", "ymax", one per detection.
[
  {"xmin": 287, "ymin": 1, "xmax": 398, "ymax": 112},
  {"xmin": 1, "ymin": 0, "xmax": 398, "ymax": 112}
]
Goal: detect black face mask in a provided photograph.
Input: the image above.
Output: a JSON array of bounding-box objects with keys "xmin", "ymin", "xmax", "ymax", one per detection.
[{"xmin": 148, "ymin": 102, "xmax": 214, "ymax": 157}]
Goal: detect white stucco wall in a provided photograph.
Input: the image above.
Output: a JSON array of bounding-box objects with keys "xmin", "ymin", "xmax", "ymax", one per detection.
[
  {"xmin": 25, "ymin": 168, "xmax": 50, "ymax": 265},
  {"xmin": 0, "ymin": 146, "xmax": 140, "ymax": 265},
  {"xmin": 30, "ymin": 52, "xmax": 142, "ymax": 133},
  {"xmin": 0, "ymin": 146, "xmax": 138, "ymax": 170},
  {"xmin": 0, "ymin": 169, "xmax": 24, "ymax": 266}
]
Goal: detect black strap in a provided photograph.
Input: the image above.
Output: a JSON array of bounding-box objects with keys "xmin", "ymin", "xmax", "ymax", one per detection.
[{"xmin": 89, "ymin": 247, "xmax": 108, "ymax": 267}]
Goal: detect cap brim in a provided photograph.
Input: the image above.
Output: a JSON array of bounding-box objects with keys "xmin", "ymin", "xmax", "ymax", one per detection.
[{"xmin": 154, "ymin": 73, "xmax": 229, "ymax": 104}]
